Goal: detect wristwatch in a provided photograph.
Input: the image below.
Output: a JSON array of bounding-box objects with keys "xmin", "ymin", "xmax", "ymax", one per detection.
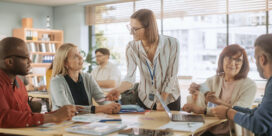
[{"xmin": 90, "ymin": 106, "xmax": 96, "ymax": 113}]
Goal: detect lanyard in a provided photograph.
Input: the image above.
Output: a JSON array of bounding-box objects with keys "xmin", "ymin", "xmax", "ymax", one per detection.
[{"xmin": 146, "ymin": 60, "xmax": 157, "ymax": 85}]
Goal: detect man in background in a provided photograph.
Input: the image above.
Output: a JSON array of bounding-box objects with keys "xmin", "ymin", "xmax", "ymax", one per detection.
[{"xmin": 91, "ymin": 48, "xmax": 121, "ymax": 92}]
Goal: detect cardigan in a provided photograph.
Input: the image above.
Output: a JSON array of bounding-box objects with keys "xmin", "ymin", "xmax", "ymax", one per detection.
[{"xmin": 50, "ymin": 72, "xmax": 110, "ymax": 110}]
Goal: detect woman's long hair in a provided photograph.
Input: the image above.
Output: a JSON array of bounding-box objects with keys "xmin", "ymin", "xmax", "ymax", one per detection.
[{"xmin": 52, "ymin": 43, "xmax": 77, "ymax": 77}]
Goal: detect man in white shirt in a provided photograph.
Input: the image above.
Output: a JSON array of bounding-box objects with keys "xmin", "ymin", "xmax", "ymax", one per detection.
[{"xmin": 91, "ymin": 48, "xmax": 121, "ymax": 92}]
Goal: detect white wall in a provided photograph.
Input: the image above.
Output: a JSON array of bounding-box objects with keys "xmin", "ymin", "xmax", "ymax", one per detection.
[
  {"xmin": 0, "ymin": 1, "xmax": 88, "ymax": 51},
  {"xmin": 53, "ymin": 5, "xmax": 89, "ymax": 51},
  {"xmin": 0, "ymin": 1, "xmax": 53, "ymax": 39}
]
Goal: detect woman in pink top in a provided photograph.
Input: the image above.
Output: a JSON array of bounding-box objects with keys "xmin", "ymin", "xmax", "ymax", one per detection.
[{"xmin": 183, "ymin": 44, "xmax": 257, "ymax": 136}]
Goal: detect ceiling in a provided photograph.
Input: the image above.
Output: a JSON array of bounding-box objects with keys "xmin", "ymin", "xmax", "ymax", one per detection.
[{"xmin": 1, "ymin": 0, "xmax": 100, "ymax": 6}]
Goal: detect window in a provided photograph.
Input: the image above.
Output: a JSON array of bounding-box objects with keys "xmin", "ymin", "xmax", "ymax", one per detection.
[
  {"xmin": 87, "ymin": 0, "xmax": 270, "ymax": 81},
  {"xmin": 163, "ymin": 15, "xmax": 226, "ymax": 78}
]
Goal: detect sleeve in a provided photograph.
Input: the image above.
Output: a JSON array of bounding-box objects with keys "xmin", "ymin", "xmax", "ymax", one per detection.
[
  {"xmin": 50, "ymin": 77, "xmax": 72, "ymax": 110},
  {"xmin": 88, "ymin": 74, "xmax": 111, "ymax": 105},
  {"xmin": 0, "ymin": 86, "xmax": 44, "ymax": 128},
  {"xmin": 123, "ymin": 43, "xmax": 137, "ymax": 84},
  {"xmin": 234, "ymin": 83, "xmax": 272, "ymax": 135},
  {"xmin": 233, "ymin": 79, "xmax": 257, "ymax": 108},
  {"xmin": 161, "ymin": 38, "xmax": 180, "ymax": 93},
  {"xmin": 233, "ymin": 106, "xmax": 257, "ymax": 114}
]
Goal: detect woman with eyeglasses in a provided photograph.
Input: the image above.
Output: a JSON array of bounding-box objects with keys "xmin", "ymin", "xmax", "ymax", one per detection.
[
  {"xmin": 183, "ymin": 44, "xmax": 257, "ymax": 136},
  {"xmin": 50, "ymin": 43, "xmax": 120, "ymax": 114},
  {"xmin": 106, "ymin": 9, "xmax": 181, "ymax": 111}
]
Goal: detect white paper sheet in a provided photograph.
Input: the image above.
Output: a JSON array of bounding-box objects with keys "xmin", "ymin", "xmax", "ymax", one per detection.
[
  {"xmin": 159, "ymin": 121, "xmax": 204, "ymax": 132},
  {"xmin": 71, "ymin": 114, "xmax": 109, "ymax": 123}
]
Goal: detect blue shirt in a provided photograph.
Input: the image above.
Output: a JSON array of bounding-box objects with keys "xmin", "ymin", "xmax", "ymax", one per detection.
[{"xmin": 234, "ymin": 76, "xmax": 272, "ymax": 136}]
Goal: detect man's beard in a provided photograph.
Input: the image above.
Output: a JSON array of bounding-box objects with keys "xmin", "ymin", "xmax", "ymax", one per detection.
[
  {"xmin": 256, "ymin": 60, "xmax": 265, "ymax": 79},
  {"xmin": 12, "ymin": 63, "xmax": 29, "ymax": 76}
]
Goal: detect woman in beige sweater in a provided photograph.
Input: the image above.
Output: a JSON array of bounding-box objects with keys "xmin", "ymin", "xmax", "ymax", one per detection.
[{"xmin": 183, "ymin": 44, "xmax": 257, "ymax": 136}]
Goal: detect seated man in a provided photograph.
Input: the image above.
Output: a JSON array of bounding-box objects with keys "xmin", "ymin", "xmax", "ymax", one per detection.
[
  {"xmin": 0, "ymin": 37, "xmax": 78, "ymax": 128},
  {"xmin": 91, "ymin": 48, "xmax": 121, "ymax": 92},
  {"xmin": 212, "ymin": 34, "xmax": 272, "ymax": 136}
]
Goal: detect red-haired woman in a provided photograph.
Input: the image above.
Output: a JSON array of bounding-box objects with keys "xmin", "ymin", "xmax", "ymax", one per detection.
[{"xmin": 183, "ymin": 44, "xmax": 257, "ymax": 136}]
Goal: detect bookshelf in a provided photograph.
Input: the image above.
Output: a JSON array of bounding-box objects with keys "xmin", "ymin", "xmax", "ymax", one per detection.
[{"xmin": 13, "ymin": 28, "xmax": 63, "ymax": 89}]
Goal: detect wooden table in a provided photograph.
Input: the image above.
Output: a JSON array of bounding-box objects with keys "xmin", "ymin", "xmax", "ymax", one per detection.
[
  {"xmin": 0, "ymin": 111, "xmax": 226, "ymax": 136},
  {"xmin": 28, "ymin": 91, "xmax": 50, "ymax": 99}
]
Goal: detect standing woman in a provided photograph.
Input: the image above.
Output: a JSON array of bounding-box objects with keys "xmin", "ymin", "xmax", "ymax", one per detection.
[{"xmin": 107, "ymin": 9, "xmax": 181, "ymax": 110}]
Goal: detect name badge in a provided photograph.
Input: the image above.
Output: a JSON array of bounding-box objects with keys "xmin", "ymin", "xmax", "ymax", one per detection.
[{"xmin": 149, "ymin": 93, "xmax": 155, "ymax": 101}]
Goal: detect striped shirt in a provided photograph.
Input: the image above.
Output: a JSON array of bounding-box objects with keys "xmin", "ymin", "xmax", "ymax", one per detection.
[{"xmin": 123, "ymin": 35, "xmax": 180, "ymax": 108}]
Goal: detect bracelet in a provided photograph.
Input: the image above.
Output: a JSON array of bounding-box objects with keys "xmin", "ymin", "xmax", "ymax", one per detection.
[
  {"xmin": 90, "ymin": 106, "xmax": 96, "ymax": 113},
  {"xmin": 225, "ymin": 108, "xmax": 231, "ymax": 119}
]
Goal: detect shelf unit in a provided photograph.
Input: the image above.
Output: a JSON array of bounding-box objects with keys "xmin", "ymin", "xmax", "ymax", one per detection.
[{"xmin": 13, "ymin": 28, "xmax": 63, "ymax": 88}]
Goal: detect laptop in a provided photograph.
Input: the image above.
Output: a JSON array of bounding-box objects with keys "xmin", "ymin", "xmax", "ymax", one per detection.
[{"xmin": 155, "ymin": 92, "xmax": 204, "ymax": 122}]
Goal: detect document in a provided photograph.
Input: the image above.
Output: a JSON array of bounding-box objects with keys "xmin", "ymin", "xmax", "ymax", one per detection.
[
  {"xmin": 66, "ymin": 122, "xmax": 127, "ymax": 136},
  {"xmin": 72, "ymin": 114, "xmax": 109, "ymax": 123},
  {"xmin": 159, "ymin": 121, "xmax": 204, "ymax": 132}
]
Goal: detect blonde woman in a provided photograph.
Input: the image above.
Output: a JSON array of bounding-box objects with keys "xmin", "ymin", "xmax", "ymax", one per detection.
[{"xmin": 50, "ymin": 43, "xmax": 120, "ymax": 114}]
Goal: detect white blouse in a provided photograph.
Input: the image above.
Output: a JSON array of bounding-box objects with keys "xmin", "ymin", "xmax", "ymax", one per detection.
[{"xmin": 123, "ymin": 35, "xmax": 180, "ymax": 108}]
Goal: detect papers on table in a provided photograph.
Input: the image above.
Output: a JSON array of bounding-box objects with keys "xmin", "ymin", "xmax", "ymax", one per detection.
[
  {"xmin": 66, "ymin": 122, "xmax": 127, "ymax": 136},
  {"xmin": 72, "ymin": 114, "xmax": 110, "ymax": 123},
  {"xmin": 159, "ymin": 121, "xmax": 204, "ymax": 132}
]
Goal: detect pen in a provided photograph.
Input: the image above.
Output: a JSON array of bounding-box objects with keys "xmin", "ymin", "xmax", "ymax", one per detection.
[{"xmin": 99, "ymin": 119, "xmax": 122, "ymax": 122}]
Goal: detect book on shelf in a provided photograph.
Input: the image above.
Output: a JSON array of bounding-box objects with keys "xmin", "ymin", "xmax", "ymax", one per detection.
[
  {"xmin": 30, "ymin": 76, "xmax": 46, "ymax": 87},
  {"xmin": 27, "ymin": 42, "xmax": 56, "ymax": 53},
  {"xmin": 40, "ymin": 43, "xmax": 46, "ymax": 52},
  {"xmin": 31, "ymin": 54, "xmax": 54, "ymax": 63}
]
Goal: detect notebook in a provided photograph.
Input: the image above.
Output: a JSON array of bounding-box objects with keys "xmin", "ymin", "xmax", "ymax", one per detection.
[
  {"xmin": 119, "ymin": 105, "xmax": 145, "ymax": 113},
  {"xmin": 155, "ymin": 91, "xmax": 204, "ymax": 122}
]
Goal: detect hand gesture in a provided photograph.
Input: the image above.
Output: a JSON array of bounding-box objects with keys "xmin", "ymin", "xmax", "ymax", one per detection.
[
  {"xmin": 205, "ymin": 92, "xmax": 221, "ymax": 105},
  {"xmin": 97, "ymin": 102, "xmax": 121, "ymax": 114},
  {"xmin": 106, "ymin": 89, "xmax": 120, "ymax": 101},
  {"xmin": 189, "ymin": 82, "xmax": 200, "ymax": 95},
  {"xmin": 211, "ymin": 105, "xmax": 228, "ymax": 119}
]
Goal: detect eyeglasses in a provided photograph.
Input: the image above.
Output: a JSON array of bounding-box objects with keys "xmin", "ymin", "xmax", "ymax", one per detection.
[
  {"xmin": 4, "ymin": 55, "xmax": 30, "ymax": 60},
  {"xmin": 95, "ymin": 55, "xmax": 105, "ymax": 58},
  {"xmin": 224, "ymin": 56, "xmax": 243, "ymax": 65},
  {"xmin": 126, "ymin": 24, "xmax": 144, "ymax": 34}
]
